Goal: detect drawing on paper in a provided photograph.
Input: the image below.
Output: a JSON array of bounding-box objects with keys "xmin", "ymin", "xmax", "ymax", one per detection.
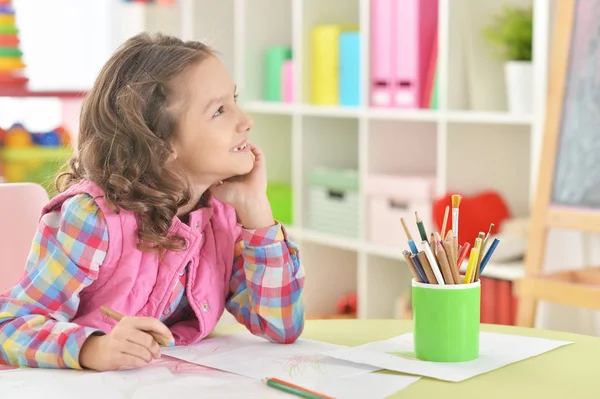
[
  {"xmin": 387, "ymin": 351, "xmax": 421, "ymax": 361},
  {"xmin": 270, "ymin": 355, "xmax": 328, "ymax": 379}
]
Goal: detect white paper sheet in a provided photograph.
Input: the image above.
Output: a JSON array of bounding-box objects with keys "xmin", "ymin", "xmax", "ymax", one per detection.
[
  {"xmin": 314, "ymin": 373, "xmax": 420, "ymax": 399},
  {"xmin": 0, "ymin": 366, "xmax": 175, "ymax": 399},
  {"xmin": 161, "ymin": 332, "xmax": 379, "ymax": 387},
  {"xmin": 132, "ymin": 373, "xmax": 296, "ymax": 399},
  {"xmin": 323, "ymin": 332, "xmax": 573, "ymax": 382},
  {"xmin": 132, "ymin": 371, "xmax": 420, "ymax": 399}
]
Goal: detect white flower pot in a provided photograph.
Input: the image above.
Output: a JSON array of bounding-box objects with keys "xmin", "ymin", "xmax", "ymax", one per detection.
[{"xmin": 505, "ymin": 61, "xmax": 533, "ymax": 114}]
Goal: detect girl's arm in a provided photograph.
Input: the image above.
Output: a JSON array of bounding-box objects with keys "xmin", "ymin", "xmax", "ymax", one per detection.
[
  {"xmin": 225, "ymin": 222, "xmax": 305, "ymax": 343},
  {"xmin": 0, "ymin": 195, "xmax": 109, "ymax": 369}
]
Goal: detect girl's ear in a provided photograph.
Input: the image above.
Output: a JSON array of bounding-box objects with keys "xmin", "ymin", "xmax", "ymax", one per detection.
[{"xmin": 167, "ymin": 149, "xmax": 178, "ymax": 162}]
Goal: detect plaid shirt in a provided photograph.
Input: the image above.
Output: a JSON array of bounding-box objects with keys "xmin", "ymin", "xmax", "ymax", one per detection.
[{"xmin": 0, "ymin": 194, "xmax": 304, "ymax": 369}]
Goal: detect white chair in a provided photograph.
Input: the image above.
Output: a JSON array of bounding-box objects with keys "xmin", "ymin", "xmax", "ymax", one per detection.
[{"xmin": 0, "ymin": 183, "xmax": 49, "ymax": 294}]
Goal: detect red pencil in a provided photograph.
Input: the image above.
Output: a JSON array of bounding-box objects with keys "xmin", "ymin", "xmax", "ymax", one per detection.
[{"xmin": 456, "ymin": 242, "xmax": 471, "ymax": 270}]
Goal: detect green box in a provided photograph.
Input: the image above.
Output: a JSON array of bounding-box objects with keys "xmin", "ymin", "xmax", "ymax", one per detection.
[
  {"xmin": 412, "ymin": 278, "xmax": 480, "ymax": 362},
  {"xmin": 1, "ymin": 146, "xmax": 72, "ymax": 196},
  {"xmin": 266, "ymin": 182, "xmax": 292, "ymax": 225}
]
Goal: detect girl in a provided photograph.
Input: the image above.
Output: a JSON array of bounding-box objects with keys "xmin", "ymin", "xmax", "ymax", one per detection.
[{"xmin": 0, "ymin": 32, "xmax": 305, "ymax": 371}]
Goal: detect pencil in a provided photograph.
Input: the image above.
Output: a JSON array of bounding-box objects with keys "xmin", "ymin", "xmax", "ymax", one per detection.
[
  {"xmin": 264, "ymin": 378, "xmax": 335, "ymax": 399},
  {"xmin": 439, "ymin": 232, "xmax": 461, "ymax": 284},
  {"xmin": 415, "ymin": 212, "xmax": 428, "ymax": 242},
  {"xmin": 443, "ymin": 229, "xmax": 456, "ymax": 266},
  {"xmin": 429, "ymin": 232, "xmax": 436, "ymax": 260},
  {"xmin": 480, "ymin": 237, "xmax": 500, "ymax": 274},
  {"xmin": 417, "ymin": 251, "xmax": 438, "ymax": 284},
  {"xmin": 456, "ymin": 242, "xmax": 471, "ymax": 270},
  {"xmin": 435, "ymin": 241, "xmax": 455, "ymax": 284},
  {"xmin": 403, "ymin": 250, "xmax": 422, "ymax": 282},
  {"xmin": 451, "ymin": 195, "xmax": 462, "ymax": 257},
  {"xmin": 400, "ymin": 217, "xmax": 419, "ymax": 255},
  {"xmin": 464, "ymin": 246, "xmax": 480, "ymax": 284},
  {"xmin": 441, "ymin": 205, "xmax": 450, "ymax": 238},
  {"xmin": 99, "ymin": 306, "xmax": 173, "ymax": 347},
  {"xmin": 474, "ymin": 232, "xmax": 486, "ymax": 282},
  {"xmin": 422, "ymin": 240, "xmax": 445, "ymax": 285},
  {"xmin": 411, "ymin": 253, "xmax": 428, "ymax": 283},
  {"xmin": 484, "ymin": 223, "xmax": 495, "ymax": 243}
]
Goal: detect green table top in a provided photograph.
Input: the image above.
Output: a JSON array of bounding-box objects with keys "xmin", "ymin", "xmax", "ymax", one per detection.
[{"xmin": 214, "ymin": 319, "xmax": 600, "ymax": 398}]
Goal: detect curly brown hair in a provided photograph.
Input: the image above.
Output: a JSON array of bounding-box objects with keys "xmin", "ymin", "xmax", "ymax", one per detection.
[{"xmin": 57, "ymin": 32, "xmax": 213, "ymax": 252}]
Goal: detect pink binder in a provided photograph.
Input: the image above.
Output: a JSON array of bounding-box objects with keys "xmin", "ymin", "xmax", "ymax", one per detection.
[
  {"xmin": 370, "ymin": 0, "xmax": 393, "ymax": 107},
  {"xmin": 392, "ymin": 0, "xmax": 438, "ymax": 108},
  {"xmin": 282, "ymin": 60, "xmax": 294, "ymax": 103}
]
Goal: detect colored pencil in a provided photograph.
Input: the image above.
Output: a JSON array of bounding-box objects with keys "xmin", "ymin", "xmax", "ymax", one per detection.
[
  {"xmin": 474, "ymin": 232, "xmax": 486, "ymax": 282},
  {"xmin": 440, "ymin": 205, "xmax": 450, "ymax": 238},
  {"xmin": 403, "ymin": 250, "xmax": 422, "ymax": 282},
  {"xmin": 484, "ymin": 223, "xmax": 495, "ymax": 244},
  {"xmin": 415, "ymin": 211, "xmax": 428, "ymax": 241},
  {"xmin": 438, "ymin": 232, "xmax": 461, "ymax": 284},
  {"xmin": 480, "ymin": 237, "xmax": 500, "ymax": 274},
  {"xmin": 99, "ymin": 306, "xmax": 173, "ymax": 347},
  {"xmin": 443, "ymin": 230, "xmax": 456, "ymax": 267},
  {"xmin": 422, "ymin": 240, "xmax": 445, "ymax": 285},
  {"xmin": 435, "ymin": 240, "xmax": 455, "ymax": 284},
  {"xmin": 264, "ymin": 378, "xmax": 335, "ymax": 399},
  {"xmin": 411, "ymin": 253, "xmax": 429, "ymax": 283},
  {"xmin": 464, "ymin": 246, "xmax": 480, "ymax": 284},
  {"xmin": 417, "ymin": 251, "xmax": 438, "ymax": 284},
  {"xmin": 400, "ymin": 217, "xmax": 419, "ymax": 254},
  {"xmin": 456, "ymin": 242, "xmax": 471, "ymax": 270}
]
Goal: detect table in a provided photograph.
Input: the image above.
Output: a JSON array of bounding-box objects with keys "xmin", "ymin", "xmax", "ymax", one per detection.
[{"xmin": 213, "ymin": 319, "xmax": 600, "ymax": 398}]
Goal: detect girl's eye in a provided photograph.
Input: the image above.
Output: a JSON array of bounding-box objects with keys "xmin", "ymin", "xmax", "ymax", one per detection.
[
  {"xmin": 234, "ymin": 93, "xmax": 239, "ymax": 102},
  {"xmin": 213, "ymin": 106, "xmax": 225, "ymax": 117}
]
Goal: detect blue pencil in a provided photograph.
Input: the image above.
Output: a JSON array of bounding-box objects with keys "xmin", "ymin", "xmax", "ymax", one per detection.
[
  {"xmin": 479, "ymin": 238, "xmax": 500, "ymax": 274},
  {"xmin": 401, "ymin": 218, "xmax": 419, "ymax": 255},
  {"xmin": 411, "ymin": 253, "xmax": 428, "ymax": 283}
]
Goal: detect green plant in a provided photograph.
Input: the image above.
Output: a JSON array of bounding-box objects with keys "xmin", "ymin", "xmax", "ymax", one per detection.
[{"xmin": 483, "ymin": 5, "xmax": 533, "ymax": 61}]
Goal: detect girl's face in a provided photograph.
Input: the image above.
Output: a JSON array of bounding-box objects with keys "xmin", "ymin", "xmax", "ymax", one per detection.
[{"xmin": 171, "ymin": 56, "xmax": 254, "ymax": 187}]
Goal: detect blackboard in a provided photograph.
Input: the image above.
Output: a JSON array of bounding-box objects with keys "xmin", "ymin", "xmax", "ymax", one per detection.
[{"xmin": 552, "ymin": 0, "xmax": 600, "ymax": 208}]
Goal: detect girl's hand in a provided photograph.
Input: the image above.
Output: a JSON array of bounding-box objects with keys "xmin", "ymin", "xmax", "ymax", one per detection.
[
  {"xmin": 210, "ymin": 143, "xmax": 275, "ymax": 229},
  {"xmin": 79, "ymin": 316, "xmax": 174, "ymax": 371}
]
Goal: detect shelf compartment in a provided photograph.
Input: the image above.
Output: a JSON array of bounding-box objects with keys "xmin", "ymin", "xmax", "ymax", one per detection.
[
  {"xmin": 248, "ymin": 113, "xmax": 293, "ymax": 225},
  {"xmin": 301, "ymin": 0, "xmax": 360, "ymax": 105},
  {"xmin": 446, "ymin": 0, "xmax": 533, "ymax": 113},
  {"xmin": 243, "ymin": 0, "xmax": 293, "ymax": 102},
  {"xmin": 300, "ymin": 242, "xmax": 358, "ymax": 319},
  {"xmin": 363, "ymin": 255, "xmax": 414, "ymax": 319},
  {"xmin": 302, "ymin": 116, "xmax": 359, "ymax": 237}
]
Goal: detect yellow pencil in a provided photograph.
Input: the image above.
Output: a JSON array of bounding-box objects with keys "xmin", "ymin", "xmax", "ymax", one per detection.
[{"xmin": 464, "ymin": 246, "xmax": 480, "ymax": 284}]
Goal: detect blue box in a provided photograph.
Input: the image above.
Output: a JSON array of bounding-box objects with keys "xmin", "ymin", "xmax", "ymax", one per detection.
[{"xmin": 339, "ymin": 32, "xmax": 360, "ymax": 106}]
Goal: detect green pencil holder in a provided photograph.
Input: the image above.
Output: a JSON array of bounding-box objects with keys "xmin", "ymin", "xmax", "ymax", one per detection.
[{"xmin": 412, "ymin": 278, "xmax": 480, "ymax": 362}]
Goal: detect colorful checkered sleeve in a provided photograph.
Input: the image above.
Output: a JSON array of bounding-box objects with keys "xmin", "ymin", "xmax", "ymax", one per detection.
[
  {"xmin": 0, "ymin": 194, "xmax": 109, "ymax": 369},
  {"xmin": 225, "ymin": 221, "xmax": 305, "ymax": 344}
]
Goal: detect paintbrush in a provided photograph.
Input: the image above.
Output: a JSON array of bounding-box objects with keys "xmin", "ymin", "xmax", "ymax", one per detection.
[{"xmin": 451, "ymin": 195, "xmax": 462, "ymax": 257}]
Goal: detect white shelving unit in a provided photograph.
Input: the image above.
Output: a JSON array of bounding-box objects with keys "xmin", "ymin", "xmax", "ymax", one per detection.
[{"xmin": 138, "ymin": 0, "xmax": 553, "ymax": 320}]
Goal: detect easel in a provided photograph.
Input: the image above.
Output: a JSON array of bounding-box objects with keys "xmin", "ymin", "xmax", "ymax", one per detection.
[{"xmin": 515, "ymin": 0, "xmax": 600, "ymax": 327}]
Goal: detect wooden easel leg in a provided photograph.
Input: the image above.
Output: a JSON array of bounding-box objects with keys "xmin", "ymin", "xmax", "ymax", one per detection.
[{"xmin": 516, "ymin": 297, "xmax": 538, "ymax": 328}]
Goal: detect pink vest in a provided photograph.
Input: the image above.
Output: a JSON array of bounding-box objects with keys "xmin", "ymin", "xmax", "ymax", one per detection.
[{"xmin": 42, "ymin": 180, "xmax": 240, "ymax": 345}]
